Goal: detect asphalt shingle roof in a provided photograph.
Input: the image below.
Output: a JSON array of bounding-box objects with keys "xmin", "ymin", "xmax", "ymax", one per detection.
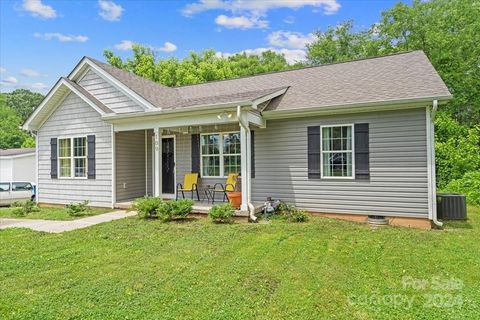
[{"xmin": 86, "ymin": 51, "xmax": 451, "ymax": 113}]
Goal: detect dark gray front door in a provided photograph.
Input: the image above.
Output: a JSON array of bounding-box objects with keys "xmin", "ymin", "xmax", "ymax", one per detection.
[{"xmin": 162, "ymin": 138, "xmax": 175, "ymax": 194}]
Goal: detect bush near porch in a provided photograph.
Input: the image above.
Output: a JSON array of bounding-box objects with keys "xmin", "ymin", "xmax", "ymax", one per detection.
[
  {"xmin": 0, "ymin": 206, "xmax": 479, "ymax": 319},
  {"xmin": 133, "ymin": 197, "xmax": 194, "ymax": 221}
]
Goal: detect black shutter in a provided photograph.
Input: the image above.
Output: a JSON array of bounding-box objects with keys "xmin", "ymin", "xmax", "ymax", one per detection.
[
  {"xmin": 307, "ymin": 126, "xmax": 321, "ymax": 179},
  {"xmin": 354, "ymin": 123, "xmax": 370, "ymax": 180},
  {"xmin": 191, "ymin": 134, "xmax": 200, "ymax": 174},
  {"xmin": 87, "ymin": 135, "xmax": 96, "ymax": 179},
  {"xmin": 50, "ymin": 138, "xmax": 58, "ymax": 179},
  {"xmin": 250, "ymin": 130, "xmax": 255, "ymax": 178}
]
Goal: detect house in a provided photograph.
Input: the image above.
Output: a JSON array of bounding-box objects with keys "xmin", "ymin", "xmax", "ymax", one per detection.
[
  {"xmin": 22, "ymin": 51, "xmax": 452, "ymax": 227},
  {"xmin": 0, "ymin": 148, "xmax": 36, "ymax": 183}
]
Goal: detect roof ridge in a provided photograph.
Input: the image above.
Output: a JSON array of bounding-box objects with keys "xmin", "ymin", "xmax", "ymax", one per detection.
[{"xmin": 175, "ymin": 50, "xmax": 423, "ymax": 89}]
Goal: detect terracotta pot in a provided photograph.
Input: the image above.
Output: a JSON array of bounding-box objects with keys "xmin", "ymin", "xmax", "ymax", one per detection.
[{"xmin": 227, "ymin": 192, "xmax": 242, "ymax": 209}]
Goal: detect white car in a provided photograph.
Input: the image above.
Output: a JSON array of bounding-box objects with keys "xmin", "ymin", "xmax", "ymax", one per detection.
[{"xmin": 0, "ymin": 182, "xmax": 36, "ymax": 206}]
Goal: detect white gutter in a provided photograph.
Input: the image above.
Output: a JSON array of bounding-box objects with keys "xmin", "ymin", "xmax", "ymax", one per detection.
[
  {"xmin": 429, "ymin": 100, "xmax": 442, "ymax": 227},
  {"xmin": 237, "ymin": 105, "xmax": 257, "ymax": 222}
]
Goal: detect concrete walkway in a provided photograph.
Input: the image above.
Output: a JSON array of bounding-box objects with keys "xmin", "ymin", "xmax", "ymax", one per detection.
[{"xmin": 0, "ymin": 211, "xmax": 137, "ymax": 233}]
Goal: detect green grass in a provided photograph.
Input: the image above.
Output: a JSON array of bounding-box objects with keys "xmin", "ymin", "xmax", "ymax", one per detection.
[
  {"xmin": 0, "ymin": 207, "xmax": 479, "ymax": 319},
  {"xmin": 0, "ymin": 206, "xmax": 112, "ymax": 220}
]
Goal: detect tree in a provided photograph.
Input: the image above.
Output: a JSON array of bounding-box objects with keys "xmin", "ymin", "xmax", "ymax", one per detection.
[
  {"xmin": 0, "ymin": 95, "xmax": 35, "ymax": 149},
  {"xmin": 104, "ymin": 45, "xmax": 302, "ymax": 87},
  {"xmin": 306, "ymin": 0, "xmax": 480, "ymax": 124},
  {"xmin": 4, "ymin": 89, "xmax": 44, "ymax": 122},
  {"xmin": 306, "ymin": 21, "xmax": 380, "ymax": 65}
]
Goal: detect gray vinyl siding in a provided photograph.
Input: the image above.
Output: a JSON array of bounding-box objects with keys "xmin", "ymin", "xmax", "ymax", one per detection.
[
  {"xmin": 251, "ymin": 107, "xmax": 429, "ymax": 217},
  {"xmin": 78, "ymin": 69, "xmax": 144, "ymax": 113},
  {"xmin": 37, "ymin": 92, "xmax": 112, "ymax": 207},
  {"xmin": 115, "ymin": 130, "xmax": 147, "ymax": 201}
]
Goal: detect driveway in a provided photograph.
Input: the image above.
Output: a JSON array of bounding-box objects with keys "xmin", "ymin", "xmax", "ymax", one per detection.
[{"xmin": 0, "ymin": 211, "xmax": 137, "ymax": 233}]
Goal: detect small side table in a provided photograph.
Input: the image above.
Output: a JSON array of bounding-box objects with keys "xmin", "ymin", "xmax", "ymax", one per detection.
[{"xmin": 203, "ymin": 185, "xmax": 215, "ymax": 203}]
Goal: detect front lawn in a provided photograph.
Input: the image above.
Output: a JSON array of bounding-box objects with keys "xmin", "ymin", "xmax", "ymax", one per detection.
[
  {"xmin": 0, "ymin": 206, "xmax": 111, "ymax": 221},
  {"xmin": 0, "ymin": 207, "xmax": 479, "ymax": 319}
]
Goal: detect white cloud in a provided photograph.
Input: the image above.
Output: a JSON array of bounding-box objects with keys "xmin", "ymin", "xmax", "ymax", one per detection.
[
  {"xmin": 114, "ymin": 40, "xmax": 134, "ymax": 51},
  {"xmin": 30, "ymin": 82, "xmax": 48, "ymax": 90},
  {"xmin": 114, "ymin": 40, "xmax": 177, "ymax": 53},
  {"xmin": 157, "ymin": 42, "xmax": 177, "ymax": 52},
  {"xmin": 283, "ymin": 16, "xmax": 295, "ymax": 24},
  {"xmin": 217, "ymin": 47, "xmax": 307, "ymax": 64},
  {"xmin": 182, "ymin": 0, "xmax": 340, "ymax": 16},
  {"xmin": 183, "ymin": 1, "xmax": 339, "ymax": 30},
  {"xmin": 22, "ymin": 0, "xmax": 57, "ymax": 19},
  {"xmin": 0, "ymin": 76, "xmax": 19, "ymax": 86},
  {"xmin": 215, "ymin": 14, "xmax": 268, "ymax": 29},
  {"xmin": 20, "ymin": 68, "xmax": 46, "ymax": 77},
  {"xmin": 34, "ymin": 32, "xmax": 89, "ymax": 42},
  {"xmin": 0, "ymin": 67, "xmax": 6, "ymax": 73},
  {"xmin": 98, "ymin": 0, "xmax": 124, "ymax": 22},
  {"xmin": 267, "ymin": 30, "xmax": 316, "ymax": 49}
]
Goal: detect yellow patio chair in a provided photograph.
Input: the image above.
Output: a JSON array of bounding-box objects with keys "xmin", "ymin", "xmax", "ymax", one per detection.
[
  {"xmin": 176, "ymin": 173, "xmax": 200, "ymax": 201},
  {"xmin": 212, "ymin": 173, "xmax": 239, "ymax": 203}
]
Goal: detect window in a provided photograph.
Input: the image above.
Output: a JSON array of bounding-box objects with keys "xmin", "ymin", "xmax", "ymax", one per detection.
[
  {"xmin": 12, "ymin": 182, "xmax": 32, "ymax": 191},
  {"xmin": 58, "ymin": 137, "xmax": 87, "ymax": 178},
  {"xmin": 223, "ymin": 132, "xmax": 241, "ymax": 176},
  {"xmin": 0, "ymin": 183, "xmax": 10, "ymax": 192},
  {"xmin": 201, "ymin": 132, "xmax": 241, "ymax": 177},
  {"xmin": 321, "ymin": 125, "xmax": 354, "ymax": 178}
]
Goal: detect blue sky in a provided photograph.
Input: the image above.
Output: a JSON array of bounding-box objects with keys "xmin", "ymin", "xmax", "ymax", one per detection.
[{"xmin": 0, "ymin": 0, "xmax": 409, "ymax": 94}]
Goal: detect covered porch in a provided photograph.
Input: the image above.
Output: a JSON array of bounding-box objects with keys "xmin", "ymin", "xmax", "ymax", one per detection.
[{"xmin": 107, "ymin": 105, "xmax": 265, "ymax": 217}]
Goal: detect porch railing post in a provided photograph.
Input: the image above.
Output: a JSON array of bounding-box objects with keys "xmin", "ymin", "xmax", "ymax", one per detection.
[
  {"xmin": 240, "ymin": 125, "xmax": 249, "ymax": 211},
  {"xmin": 154, "ymin": 127, "xmax": 162, "ymax": 197}
]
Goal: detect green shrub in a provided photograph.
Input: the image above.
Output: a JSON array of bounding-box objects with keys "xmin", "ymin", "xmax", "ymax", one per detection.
[
  {"xmin": 171, "ymin": 199, "xmax": 194, "ymax": 219},
  {"xmin": 22, "ymin": 200, "xmax": 39, "ymax": 214},
  {"xmin": 287, "ymin": 209, "xmax": 309, "ymax": 223},
  {"xmin": 442, "ymin": 171, "xmax": 480, "ymax": 205},
  {"xmin": 156, "ymin": 201, "xmax": 174, "ymax": 222},
  {"xmin": 156, "ymin": 199, "xmax": 194, "ymax": 222},
  {"xmin": 133, "ymin": 197, "xmax": 162, "ymax": 219},
  {"xmin": 10, "ymin": 200, "xmax": 39, "ymax": 216},
  {"xmin": 275, "ymin": 202, "xmax": 309, "ymax": 222},
  {"xmin": 12, "ymin": 207, "xmax": 26, "ymax": 217},
  {"xmin": 66, "ymin": 200, "xmax": 90, "ymax": 216},
  {"xmin": 276, "ymin": 202, "xmax": 295, "ymax": 215},
  {"xmin": 10, "ymin": 201, "xmax": 24, "ymax": 208},
  {"xmin": 208, "ymin": 203, "xmax": 235, "ymax": 223}
]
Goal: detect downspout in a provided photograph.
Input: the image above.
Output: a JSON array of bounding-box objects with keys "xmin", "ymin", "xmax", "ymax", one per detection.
[
  {"xmin": 237, "ymin": 106, "xmax": 257, "ymax": 222},
  {"xmin": 430, "ymin": 100, "xmax": 442, "ymax": 227}
]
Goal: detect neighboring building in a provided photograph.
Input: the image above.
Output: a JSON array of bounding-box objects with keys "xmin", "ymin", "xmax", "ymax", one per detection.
[
  {"xmin": 23, "ymin": 51, "xmax": 452, "ymax": 227},
  {"xmin": 0, "ymin": 148, "xmax": 36, "ymax": 183}
]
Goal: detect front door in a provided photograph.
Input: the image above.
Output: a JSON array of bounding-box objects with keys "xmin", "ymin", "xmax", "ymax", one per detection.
[{"xmin": 162, "ymin": 137, "xmax": 175, "ymax": 194}]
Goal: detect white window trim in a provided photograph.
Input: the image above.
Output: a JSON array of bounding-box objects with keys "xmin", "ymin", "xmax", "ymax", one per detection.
[
  {"xmin": 320, "ymin": 124, "xmax": 355, "ymax": 180},
  {"xmin": 200, "ymin": 131, "xmax": 241, "ymax": 178},
  {"xmin": 57, "ymin": 135, "xmax": 88, "ymax": 180}
]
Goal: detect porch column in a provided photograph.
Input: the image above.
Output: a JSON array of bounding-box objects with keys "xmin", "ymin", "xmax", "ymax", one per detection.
[
  {"xmin": 240, "ymin": 124, "xmax": 250, "ymax": 211},
  {"xmin": 154, "ymin": 127, "xmax": 162, "ymax": 197}
]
